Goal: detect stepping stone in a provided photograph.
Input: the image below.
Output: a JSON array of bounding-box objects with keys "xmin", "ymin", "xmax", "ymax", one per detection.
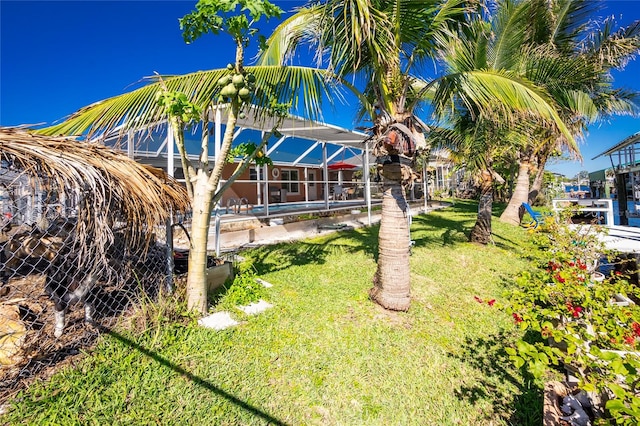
[
  {"xmin": 198, "ymin": 311, "xmax": 239, "ymax": 330},
  {"xmin": 238, "ymin": 300, "xmax": 273, "ymax": 315}
]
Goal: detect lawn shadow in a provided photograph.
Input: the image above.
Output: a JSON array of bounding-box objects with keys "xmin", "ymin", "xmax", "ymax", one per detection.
[
  {"xmin": 447, "ymin": 330, "xmax": 543, "ymax": 426},
  {"xmin": 100, "ymin": 326, "xmax": 290, "ymax": 426},
  {"xmin": 489, "ymin": 231, "xmax": 528, "ymax": 253},
  {"xmin": 246, "ymin": 227, "xmax": 377, "ymax": 275},
  {"xmin": 245, "ymin": 199, "xmax": 524, "ymax": 274},
  {"xmin": 410, "ymin": 208, "xmax": 474, "ymax": 248}
]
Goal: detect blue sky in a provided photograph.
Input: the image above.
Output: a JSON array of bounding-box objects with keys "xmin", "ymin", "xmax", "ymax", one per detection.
[{"xmin": 1, "ymin": 0, "xmax": 639, "ymax": 178}]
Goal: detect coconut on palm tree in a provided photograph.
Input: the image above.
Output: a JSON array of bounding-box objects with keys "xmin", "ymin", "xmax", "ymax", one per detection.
[{"xmin": 37, "ymin": 0, "xmax": 336, "ymax": 314}]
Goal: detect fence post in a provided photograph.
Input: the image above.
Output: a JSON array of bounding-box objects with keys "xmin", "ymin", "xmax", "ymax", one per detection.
[{"xmin": 165, "ymin": 217, "xmax": 174, "ymax": 294}]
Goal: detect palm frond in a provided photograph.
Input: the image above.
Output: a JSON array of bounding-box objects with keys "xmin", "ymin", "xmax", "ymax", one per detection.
[
  {"xmin": 584, "ymin": 18, "xmax": 640, "ymax": 70},
  {"xmin": 549, "ymin": 0, "xmax": 600, "ymax": 52},
  {"xmin": 257, "ymin": 5, "xmax": 324, "ymax": 66},
  {"xmin": 0, "ymin": 127, "xmax": 188, "ymax": 264},
  {"xmin": 559, "ymin": 90, "xmax": 598, "ymax": 123},
  {"xmin": 489, "ymin": 0, "xmax": 532, "ymax": 70},
  {"xmin": 37, "ymin": 66, "xmax": 335, "ymax": 139},
  {"xmin": 392, "ymin": 0, "xmax": 467, "ymax": 65},
  {"xmin": 320, "ymin": 0, "xmax": 395, "ymax": 75},
  {"xmin": 523, "ymin": 45, "xmax": 600, "ymax": 93},
  {"xmin": 431, "ymin": 69, "xmax": 576, "ymax": 149},
  {"xmin": 592, "ymin": 88, "xmax": 640, "ymax": 118}
]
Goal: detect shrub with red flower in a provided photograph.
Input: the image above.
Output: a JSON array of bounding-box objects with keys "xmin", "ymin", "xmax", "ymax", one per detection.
[{"xmin": 500, "ymin": 216, "xmax": 640, "ymax": 423}]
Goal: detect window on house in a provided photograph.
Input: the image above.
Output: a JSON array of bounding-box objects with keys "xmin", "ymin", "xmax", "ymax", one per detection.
[
  {"xmin": 249, "ymin": 167, "xmax": 263, "ymax": 181},
  {"xmin": 281, "ymin": 169, "xmax": 299, "ymax": 194}
]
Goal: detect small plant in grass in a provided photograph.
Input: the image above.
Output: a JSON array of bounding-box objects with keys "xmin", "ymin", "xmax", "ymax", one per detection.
[
  {"xmin": 215, "ymin": 265, "xmax": 266, "ymax": 313},
  {"xmin": 124, "ymin": 277, "xmax": 197, "ymax": 345},
  {"xmin": 495, "ymin": 215, "xmax": 640, "ymax": 423}
]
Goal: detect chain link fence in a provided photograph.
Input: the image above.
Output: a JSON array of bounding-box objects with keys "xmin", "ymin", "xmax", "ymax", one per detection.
[{"xmin": 0, "ymin": 178, "xmax": 175, "ymax": 402}]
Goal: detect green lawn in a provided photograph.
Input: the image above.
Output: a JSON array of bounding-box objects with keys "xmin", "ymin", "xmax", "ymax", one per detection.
[{"xmin": 3, "ymin": 200, "xmax": 543, "ymax": 425}]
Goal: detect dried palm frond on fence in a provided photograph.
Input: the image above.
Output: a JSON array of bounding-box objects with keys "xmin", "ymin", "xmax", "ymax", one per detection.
[
  {"xmin": 0, "ymin": 127, "xmax": 189, "ymax": 402},
  {"xmin": 0, "ymin": 127, "xmax": 188, "ymax": 257}
]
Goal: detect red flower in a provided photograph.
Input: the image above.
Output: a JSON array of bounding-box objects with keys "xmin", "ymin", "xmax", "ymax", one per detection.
[
  {"xmin": 632, "ymin": 322, "xmax": 640, "ymax": 337},
  {"xmin": 487, "ymin": 299, "xmax": 496, "ymax": 307},
  {"xmin": 566, "ymin": 302, "xmax": 583, "ymax": 318},
  {"xmin": 625, "ymin": 335, "xmax": 635, "ymax": 345},
  {"xmin": 568, "ymin": 261, "xmax": 575, "ymax": 267},
  {"xmin": 513, "ymin": 313, "xmax": 523, "ymax": 323},
  {"xmin": 555, "ymin": 274, "xmax": 566, "ymax": 283},
  {"xmin": 474, "ymin": 296, "xmax": 483, "ymax": 303}
]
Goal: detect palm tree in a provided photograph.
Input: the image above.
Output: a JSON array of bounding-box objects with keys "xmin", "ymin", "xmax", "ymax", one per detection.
[
  {"xmin": 423, "ymin": 0, "xmax": 580, "ymax": 244},
  {"xmin": 36, "ymin": 0, "xmax": 577, "ymax": 314},
  {"xmin": 430, "ymin": 116, "xmax": 515, "ymax": 244},
  {"xmin": 37, "ymin": 0, "xmax": 336, "ymax": 314},
  {"xmin": 498, "ymin": 0, "xmax": 640, "ymax": 225},
  {"xmin": 259, "ymin": 0, "xmax": 575, "ymax": 310}
]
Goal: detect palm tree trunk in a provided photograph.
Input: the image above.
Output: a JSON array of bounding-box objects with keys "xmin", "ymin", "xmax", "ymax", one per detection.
[
  {"xmin": 500, "ymin": 158, "xmax": 531, "ymax": 225},
  {"xmin": 528, "ymin": 154, "xmax": 548, "ymax": 205},
  {"xmin": 469, "ymin": 170, "xmax": 493, "ymax": 244},
  {"xmin": 370, "ymin": 162, "xmax": 411, "ymax": 311},
  {"xmin": 186, "ymin": 172, "xmax": 215, "ymax": 313},
  {"xmin": 528, "ymin": 166, "xmax": 545, "ymax": 205}
]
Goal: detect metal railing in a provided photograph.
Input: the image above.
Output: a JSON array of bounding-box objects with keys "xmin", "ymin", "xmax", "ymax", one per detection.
[{"xmin": 552, "ymin": 198, "xmax": 615, "ymax": 225}]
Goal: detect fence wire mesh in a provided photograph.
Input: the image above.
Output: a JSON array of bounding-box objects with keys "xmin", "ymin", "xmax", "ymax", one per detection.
[{"xmin": 1, "ymin": 175, "xmax": 174, "ymax": 403}]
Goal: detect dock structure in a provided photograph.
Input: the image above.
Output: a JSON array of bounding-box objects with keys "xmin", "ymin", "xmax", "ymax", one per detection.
[{"xmin": 601, "ymin": 225, "xmax": 640, "ymax": 254}]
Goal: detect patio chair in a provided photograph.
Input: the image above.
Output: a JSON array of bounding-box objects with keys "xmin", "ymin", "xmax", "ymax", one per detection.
[
  {"xmin": 521, "ymin": 202, "xmax": 551, "ymax": 229},
  {"xmin": 332, "ymin": 185, "xmax": 345, "ymax": 200},
  {"xmin": 345, "ymin": 187, "xmax": 356, "ymax": 200}
]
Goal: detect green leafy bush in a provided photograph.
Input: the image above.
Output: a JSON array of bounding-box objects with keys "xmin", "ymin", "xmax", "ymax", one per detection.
[
  {"xmin": 216, "ymin": 269, "xmax": 266, "ymax": 313},
  {"xmin": 498, "ymin": 217, "xmax": 640, "ymax": 423}
]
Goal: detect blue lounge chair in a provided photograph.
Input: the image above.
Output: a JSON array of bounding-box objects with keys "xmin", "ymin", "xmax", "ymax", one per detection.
[{"xmin": 521, "ymin": 202, "xmax": 551, "ymax": 229}]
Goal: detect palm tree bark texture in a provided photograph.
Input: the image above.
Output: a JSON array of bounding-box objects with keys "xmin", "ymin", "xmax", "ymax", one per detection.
[
  {"xmin": 370, "ymin": 160, "xmax": 411, "ymax": 311},
  {"xmin": 469, "ymin": 169, "xmax": 494, "ymax": 245},
  {"xmin": 500, "ymin": 154, "xmax": 533, "ymax": 226}
]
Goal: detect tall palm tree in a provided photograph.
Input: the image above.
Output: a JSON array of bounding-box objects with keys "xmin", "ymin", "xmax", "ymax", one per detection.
[
  {"xmin": 422, "ymin": 0, "xmax": 578, "ymax": 244},
  {"xmin": 259, "ymin": 0, "xmax": 575, "ymax": 310},
  {"xmin": 498, "ymin": 0, "xmax": 640, "ymax": 225},
  {"xmin": 430, "ymin": 115, "xmax": 516, "ymax": 244}
]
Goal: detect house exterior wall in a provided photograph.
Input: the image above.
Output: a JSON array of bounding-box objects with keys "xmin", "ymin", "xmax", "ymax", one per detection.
[{"xmin": 219, "ymin": 163, "xmax": 327, "ymax": 206}]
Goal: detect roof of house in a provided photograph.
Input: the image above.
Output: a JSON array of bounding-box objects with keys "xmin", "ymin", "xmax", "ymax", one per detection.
[{"xmin": 592, "ymin": 130, "xmax": 640, "ymax": 159}]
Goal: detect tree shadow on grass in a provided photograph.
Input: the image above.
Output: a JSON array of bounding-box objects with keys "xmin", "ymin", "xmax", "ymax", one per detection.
[
  {"xmin": 242, "ymin": 199, "xmax": 532, "ymax": 277},
  {"xmin": 243, "ymin": 199, "xmax": 527, "ymax": 276},
  {"xmin": 99, "ymin": 325, "xmax": 290, "ymax": 426},
  {"xmin": 246, "ymin": 225, "xmax": 380, "ymax": 275},
  {"xmin": 409, "ymin": 200, "xmax": 530, "ymax": 254},
  {"xmin": 447, "ymin": 330, "xmax": 543, "ymax": 426}
]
